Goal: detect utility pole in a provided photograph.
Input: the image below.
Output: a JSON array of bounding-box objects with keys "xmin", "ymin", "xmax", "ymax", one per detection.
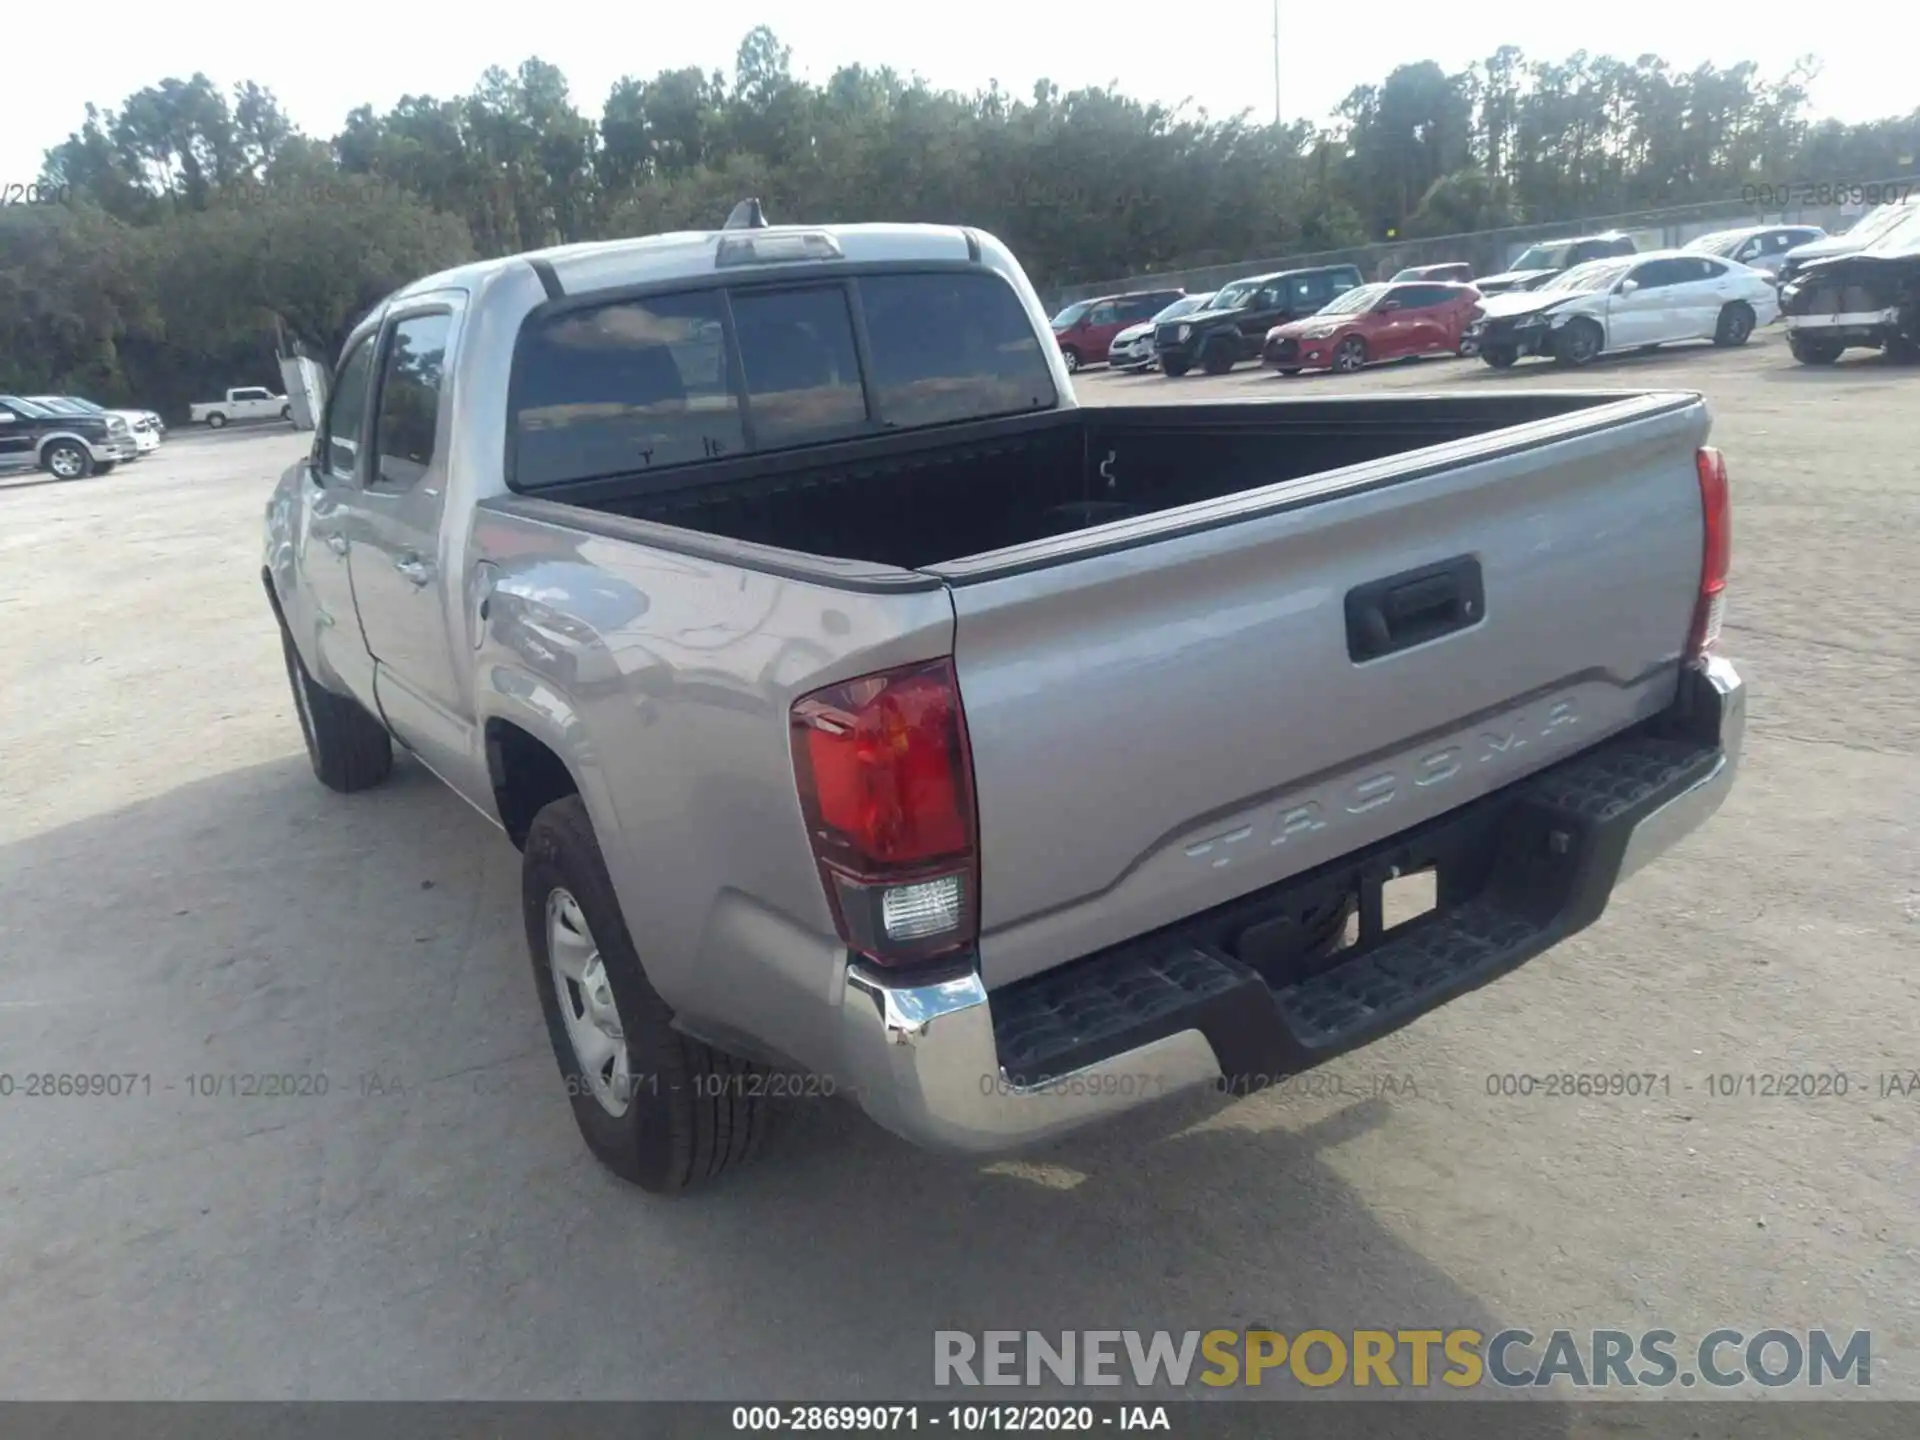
[{"xmin": 1272, "ymin": 0, "xmax": 1281, "ymax": 128}]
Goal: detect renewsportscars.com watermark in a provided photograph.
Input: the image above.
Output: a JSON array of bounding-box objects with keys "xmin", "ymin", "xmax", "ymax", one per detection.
[{"xmin": 934, "ymin": 1328, "xmax": 1872, "ymax": 1390}]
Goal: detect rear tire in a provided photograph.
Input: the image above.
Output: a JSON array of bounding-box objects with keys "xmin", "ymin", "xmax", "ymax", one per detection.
[
  {"xmin": 1201, "ymin": 340, "xmax": 1236, "ymax": 376},
  {"xmin": 206, "ymin": 411, "xmax": 228, "ymax": 429},
  {"xmin": 524, "ymin": 795, "xmax": 777, "ymax": 1194},
  {"xmin": 1788, "ymin": 335, "xmax": 1843, "ymax": 365},
  {"xmin": 278, "ymin": 621, "xmax": 393, "ymax": 792},
  {"xmin": 1713, "ymin": 302, "xmax": 1755, "ymax": 347}
]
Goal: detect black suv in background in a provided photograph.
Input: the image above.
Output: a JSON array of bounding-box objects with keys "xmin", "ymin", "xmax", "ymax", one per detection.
[
  {"xmin": 1155, "ymin": 264, "xmax": 1365, "ymax": 375},
  {"xmin": 0, "ymin": 394, "xmax": 139, "ymax": 479}
]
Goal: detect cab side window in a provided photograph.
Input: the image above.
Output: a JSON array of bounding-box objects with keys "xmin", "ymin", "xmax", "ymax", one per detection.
[
  {"xmin": 322, "ymin": 339, "xmax": 377, "ymax": 481},
  {"xmin": 372, "ymin": 312, "xmax": 453, "ymax": 489}
]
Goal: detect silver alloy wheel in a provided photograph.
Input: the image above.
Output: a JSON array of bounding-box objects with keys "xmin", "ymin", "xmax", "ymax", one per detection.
[
  {"xmin": 546, "ymin": 887, "xmax": 632, "ymax": 1117},
  {"xmin": 1061, "ymin": 349, "xmax": 1080, "ymax": 373},
  {"xmin": 1336, "ymin": 339, "xmax": 1367, "ymax": 372},
  {"xmin": 47, "ymin": 445, "xmax": 84, "ymax": 478}
]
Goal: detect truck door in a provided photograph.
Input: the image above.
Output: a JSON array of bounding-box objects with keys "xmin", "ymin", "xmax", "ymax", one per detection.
[
  {"xmin": 345, "ymin": 300, "xmax": 483, "ymax": 798},
  {"xmin": 300, "ymin": 338, "xmax": 381, "ymax": 707}
]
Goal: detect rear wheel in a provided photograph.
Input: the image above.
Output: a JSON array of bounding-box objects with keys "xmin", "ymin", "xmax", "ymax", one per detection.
[
  {"xmin": 1788, "ymin": 335, "xmax": 1843, "ymax": 365},
  {"xmin": 1552, "ymin": 318, "xmax": 1603, "ymax": 367},
  {"xmin": 1713, "ymin": 302, "xmax": 1755, "ymax": 347},
  {"xmin": 1333, "ymin": 336, "xmax": 1368, "ymax": 373},
  {"xmin": 278, "ymin": 621, "xmax": 393, "ymax": 792},
  {"xmin": 1201, "ymin": 339, "xmax": 1236, "ymax": 375},
  {"xmin": 1481, "ymin": 346, "xmax": 1518, "ymax": 370},
  {"xmin": 1060, "ymin": 347, "xmax": 1082, "ymax": 374},
  {"xmin": 524, "ymin": 795, "xmax": 777, "ymax": 1193},
  {"xmin": 205, "ymin": 411, "xmax": 228, "ymax": 429},
  {"xmin": 41, "ymin": 440, "xmax": 93, "ymax": 480}
]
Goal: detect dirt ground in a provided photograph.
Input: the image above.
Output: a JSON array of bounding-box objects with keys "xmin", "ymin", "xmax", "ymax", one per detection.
[{"xmin": 2, "ymin": 331, "xmax": 1915, "ymax": 1402}]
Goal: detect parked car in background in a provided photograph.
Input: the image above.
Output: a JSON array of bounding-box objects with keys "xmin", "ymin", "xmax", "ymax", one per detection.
[
  {"xmin": 1156, "ymin": 264, "xmax": 1365, "ymax": 375},
  {"xmin": 1466, "ymin": 251, "xmax": 1778, "ymax": 368},
  {"xmin": 1390, "ymin": 262, "xmax": 1474, "ymax": 284},
  {"xmin": 1684, "ymin": 225, "xmax": 1825, "ymax": 279},
  {"xmin": 1781, "ymin": 204, "xmax": 1920, "ymax": 364},
  {"xmin": 1473, "ymin": 232, "xmax": 1637, "ymax": 295},
  {"xmin": 30, "ymin": 395, "xmax": 163, "ymax": 453},
  {"xmin": 1775, "ymin": 198, "xmax": 1920, "ymax": 289},
  {"xmin": 190, "ymin": 386, "xmax": 292, "ymax": 428},
  {"xmin": 265, "ymin": 204, "xmax": 1744, "ymax": 1194},
  {"xmin": 1108, "ymin": 293, "xmax": 1214, "ymax": 371},
  {"xmin": 1264, "ymin": 280, "xmax": 1483, "ymax": 374},
  {"xmin": 0, "ymin": 394, "xmax": 139, "ymax": 478},
  {"xmin": 1050, "ymin": 289, "xmax": 1185, "ymax": 373}
]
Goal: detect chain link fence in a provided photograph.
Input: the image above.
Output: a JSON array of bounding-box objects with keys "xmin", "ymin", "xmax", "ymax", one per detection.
[{"xmin": 1037, "ymin": 178, "xmax": 1920, "ymax": 310}]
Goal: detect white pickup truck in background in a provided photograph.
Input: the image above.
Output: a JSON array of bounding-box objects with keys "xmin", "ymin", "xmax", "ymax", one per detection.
[{"xmin": 191, "ymin": 386, "xmax": 292, "ymax": 428}]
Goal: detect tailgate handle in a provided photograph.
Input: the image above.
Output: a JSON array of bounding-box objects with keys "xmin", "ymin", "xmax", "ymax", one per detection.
[{"xmin": 1345, "ymin": 556, "xmax": 1484, "ymax": 662}]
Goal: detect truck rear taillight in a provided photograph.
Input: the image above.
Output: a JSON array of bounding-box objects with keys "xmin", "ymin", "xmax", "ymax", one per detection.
[
  {"xmin": 790, "ymin": 659, "xmax": 979, "ymax": 966},
  {"xmin": 1688, "ymin": 446, "xmax": 1732, "ymax": 660}
]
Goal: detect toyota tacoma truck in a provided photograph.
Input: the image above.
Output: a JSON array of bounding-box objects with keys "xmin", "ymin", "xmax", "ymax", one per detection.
[{"xmin": 263, "ymin": 201, "xmax": 1745, "ymax": 1195}]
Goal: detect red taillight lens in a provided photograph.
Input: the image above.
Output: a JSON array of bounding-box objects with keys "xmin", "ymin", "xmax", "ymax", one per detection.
[
  {"xmin": 791, "ymin": 659, "xmax": 979, "ymax": 965},
  {"xmin": 1688, "ymin": 446, "xmax": 1732, "ymax": 659}
]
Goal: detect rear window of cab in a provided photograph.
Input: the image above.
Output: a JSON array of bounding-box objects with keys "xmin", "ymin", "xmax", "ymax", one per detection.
[{"xmin": 510, "ymin": 269, "xmax": 1058, "ymax": 491}]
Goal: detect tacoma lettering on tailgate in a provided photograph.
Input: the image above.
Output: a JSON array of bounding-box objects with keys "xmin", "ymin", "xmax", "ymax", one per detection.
[{"xmin": 1183, "ymin": 696, "xmax": 1581, "ymax": 872}]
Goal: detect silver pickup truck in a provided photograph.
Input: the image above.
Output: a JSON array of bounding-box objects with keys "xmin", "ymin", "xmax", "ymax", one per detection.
[{"xmin": 264, "ymin": 203, "xmax": 1744, "ymax": 1194}]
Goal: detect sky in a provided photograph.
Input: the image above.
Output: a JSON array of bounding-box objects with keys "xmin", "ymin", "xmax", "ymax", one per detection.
[{"xmin": 5, "ymin": 1, "xmax": 1912, "ymax": 188}]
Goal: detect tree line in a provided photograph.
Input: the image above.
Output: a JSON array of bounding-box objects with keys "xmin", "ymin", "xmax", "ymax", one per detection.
[{"xmin": 6, "ymin": 27, "xmax": 1917, "ymax": 419}]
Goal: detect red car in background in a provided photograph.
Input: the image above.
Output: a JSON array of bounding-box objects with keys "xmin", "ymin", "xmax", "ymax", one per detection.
[
  {"xmin": 1049, "ymin": 288, "xmax": 1185, "ymax": 373},
  {"xmin": 1263, "ymin": 280, "xmax": 1483, "ymax": 374}
]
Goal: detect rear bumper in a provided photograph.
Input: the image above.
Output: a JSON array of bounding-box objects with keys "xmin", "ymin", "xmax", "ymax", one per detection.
[{"xmin": 836, "ymin": 656, "xmax": 1744, "ymax": 1154}]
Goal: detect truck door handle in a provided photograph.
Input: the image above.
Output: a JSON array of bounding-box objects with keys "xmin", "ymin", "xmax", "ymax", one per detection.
[
  {"xmin": 1345, "ymin": 556, "xmax": 1484, "ymax": 662},
  {"xmin": 324, "ymin": 533, "xmax": 349, "ymax": 556},
  {"xmin": 395, "ymin": 556, "xmax": 435, "ymax": 586}
]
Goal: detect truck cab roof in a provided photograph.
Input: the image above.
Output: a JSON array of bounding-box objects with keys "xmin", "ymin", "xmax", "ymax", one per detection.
[{"xmin": 392, "ymin": 222, "xmax": 985, "ymax": 308}]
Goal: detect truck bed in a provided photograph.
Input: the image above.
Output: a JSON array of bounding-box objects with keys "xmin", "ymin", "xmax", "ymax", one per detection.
[
  {"xmin": 541, "ymin": 393, "xmax": 1638, "ymax": 571},
  {"xmin": 492, "ymin": 387, "xmax": 1711, "ymax": 992}
]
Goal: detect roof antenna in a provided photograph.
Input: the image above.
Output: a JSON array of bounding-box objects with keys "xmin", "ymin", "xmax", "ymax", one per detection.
[{"xmin": 724, "ymin": 198, "xmax": 768, "ymax": 230}]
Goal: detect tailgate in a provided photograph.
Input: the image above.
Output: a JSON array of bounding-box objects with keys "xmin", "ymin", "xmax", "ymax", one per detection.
[{"xmin": 935, "ymin": 394, "xmax": 1711, "ymax": 989}]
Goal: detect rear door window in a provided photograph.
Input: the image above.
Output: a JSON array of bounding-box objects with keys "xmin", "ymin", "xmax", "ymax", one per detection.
[
  {"xmin": 371, "ymin": 312, "xmax": 452, "ymax": 489},
  {"xmin": 857, "ymin": 271, "xmax": 1056, "ymax": 430}
]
